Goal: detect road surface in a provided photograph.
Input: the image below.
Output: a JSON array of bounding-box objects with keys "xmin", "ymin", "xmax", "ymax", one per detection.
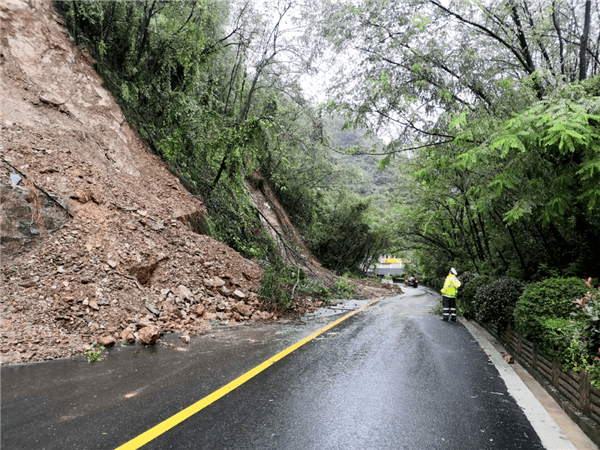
[{"xmin": 1, "ymin": 287, "xmax": 575, "ymax": 449}]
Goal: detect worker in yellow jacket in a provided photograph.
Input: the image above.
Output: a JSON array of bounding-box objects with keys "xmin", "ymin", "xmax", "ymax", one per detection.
[{"xmin": 441, "ymin": 268, "xmax": 461, "ymax": 322}]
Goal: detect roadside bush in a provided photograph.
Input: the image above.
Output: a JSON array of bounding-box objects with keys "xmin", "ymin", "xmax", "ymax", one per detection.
[
  {"xmin": 513, "ymin": 277, "xmax": 589, "ymax": 340},
  {"xmin": 457, "ymin": 273, "xmax": 492, "ymax": 320},
  {"xmin": 569, "ymin": 286, "xmax": 600, "ymax": 370},
  {"xmin": 425, "ymin": 277, "xmax": 445, "ymax": 292},
  {"xmin": 542, "ymin": 316, "xmax": 593, "ymax": 377},
  {"xmin": 538, "ymin": 317, "xmax": 577, "ymax": 356},
  {"xmin": 259, "ymin": 264, "xmax": 306, "ymax": 307},
  {"xmin": 473, "ymin": 277, "xmax": 527, "ymax": 328}
]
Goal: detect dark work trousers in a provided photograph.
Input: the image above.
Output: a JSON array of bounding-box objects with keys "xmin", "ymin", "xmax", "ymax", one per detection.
[{"xmin": 442, "ymin": 296, "xmax": 457, "ymax": 321}]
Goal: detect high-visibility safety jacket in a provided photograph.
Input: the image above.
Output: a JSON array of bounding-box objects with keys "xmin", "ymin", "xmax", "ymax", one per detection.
[{"xmin": 441, "ymin": 274, "xmax": 461, "ymax": 298}]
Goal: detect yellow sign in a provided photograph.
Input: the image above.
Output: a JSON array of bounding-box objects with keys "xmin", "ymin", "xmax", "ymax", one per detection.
[{"xmin": 382, "ymin": 258, "xmax": 409, "ymax": 263}]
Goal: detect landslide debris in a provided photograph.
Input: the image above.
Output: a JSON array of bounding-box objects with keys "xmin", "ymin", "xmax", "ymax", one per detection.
[
  {"xmin": 0, "ymin": 0, "xmax": 401, "ymax": 365},
  {"xmin": 0, "ymin": 0, "xmax": 269, "ymax": 365}
]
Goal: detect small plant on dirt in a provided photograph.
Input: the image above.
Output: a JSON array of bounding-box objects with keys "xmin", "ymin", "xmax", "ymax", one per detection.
[
  {"xmin": 333, "ymin": 274, "xmax": 356, "ymax": 299},
  {"xmin": 85, "ymin": 341, "xmax": 105, "ymax": 363},
  {"xmin": 259, "ymin": 263, "xmax": 305, "ymax": 307}
]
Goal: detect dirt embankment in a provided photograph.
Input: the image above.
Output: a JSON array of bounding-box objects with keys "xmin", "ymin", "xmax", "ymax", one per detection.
[{"xmin": 0, "ymin": 0, "xmax": 401, "ymax": 365}]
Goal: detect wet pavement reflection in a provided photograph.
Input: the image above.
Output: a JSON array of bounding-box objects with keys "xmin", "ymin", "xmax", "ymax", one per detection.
[{"xmin": 2, "ymin": 287, "xmax": 545, "ymax": 450}]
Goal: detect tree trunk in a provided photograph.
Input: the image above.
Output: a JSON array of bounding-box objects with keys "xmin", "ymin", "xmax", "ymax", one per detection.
[
  {"xmin": 494, "ymin": 210, "xmax": 530, "ymax": 279},
  {"xmin": 552, "ymin": 0, "xmax": 565, "ymax": 77},
  {"xmin": 579, "ymin": 0, "xmax": 592, "ymax": 80},
  {"xmin": 208, "ymin": 151, "xmax": 229, "ymax": 197}
]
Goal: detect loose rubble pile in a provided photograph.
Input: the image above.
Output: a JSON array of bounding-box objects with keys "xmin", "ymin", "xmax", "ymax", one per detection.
[{"xmin": 0, "ymin": 0, "xmax": 401, "ymax": 365}]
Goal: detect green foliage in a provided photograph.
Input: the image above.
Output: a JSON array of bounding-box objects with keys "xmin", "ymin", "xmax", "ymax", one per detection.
[
  {"xmin": 472, "ymin": 277, "xmax": 527, "ymax": 328},
  {"xmin": 205, "ymin": 184, "xmax": 275, "ymax": 260},
  {"xmin": 394, "ymin": 78, "xmax": 600, "ymax": 281},
  {"xmin": 557, "ymin": 287, "xmax": 600, "ymax": 385},
  {"xmin": 258, "ymin": 263, "xmax": 305, "ymax": 307},
  {"xmin": 425, "ymin": 277, "xmax": 445, "ymax": 292},
  {"xmin": 333, "ymin": 274, "xmax": 357, "ymax": 299},
  {"xmin": 542, "ymin": 318, "xmax": 590, "ymax": 374},
  {"xmin": 570, "ymin": 287, "xmax": 600, "ymax": 353},
  {"xmin": 295, "ymin": 279, "xmax": 331, "ymax": 300},
  {"xmin": 258, "ymin": 263, "xmax": 338, "ymax": 306},
  {"xmin": 308, "ymin": 193, "xmax": 388, "ymax": 275},
  {"xmin": 457, "ymin": 273, "xmax": 491, "ymax": 320},
  {"xmin": 538, "ymin": 318, "xmax": 577, "ymax": 357},
  {"xmin": 85, "ymin": 342, "xmax": 105, "ymax": 363},
  {"xmin": 586, "ymin": 361, "xmax": 600, "ymax": 388},
  {"xmin": 514, "ymin": 278, "xmax": 589, "ymax": 339},
  {"xmin": 400, "ymin": 260, "xmax": 420, "ymax": 278}
]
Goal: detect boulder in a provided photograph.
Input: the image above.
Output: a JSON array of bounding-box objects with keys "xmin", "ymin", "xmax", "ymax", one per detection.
[
  {"xmin": 138, "ymin": 325, "xmax": 161, "ymax": 345},
  {"xmin": 97, "ymin": 335, "xmax": 116, "ymax": 347},
  {"xmin": 208, "ymin": 277, "xmax": 226, "ymax": 288},
  {"xmin": 235, "ymin": 302, "xmax": 253, "ymax": 317},
  {"xmin": 203, "ymin": 312, "xmax": 217, "ymax": 321},
  {"xmin": 120, "ymin": 328, "xmax": 136, "ymax": 344},
  {"xmin": 177, "ymin": 285, "xmax": 193, "ymax": 301}
]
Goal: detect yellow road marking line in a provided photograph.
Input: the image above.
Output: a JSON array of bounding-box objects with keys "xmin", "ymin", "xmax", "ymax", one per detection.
[{"xmin": 115, "ymin": 299, "xmax": 378, "ymax": 450}]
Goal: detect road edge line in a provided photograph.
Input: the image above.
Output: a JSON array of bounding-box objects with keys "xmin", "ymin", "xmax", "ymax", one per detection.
[{"xmin": 114, "ymin": 299, "xmax": 378, "ymax": 450}]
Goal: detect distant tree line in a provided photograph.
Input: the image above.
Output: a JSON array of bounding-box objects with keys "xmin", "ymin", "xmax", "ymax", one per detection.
[{"xmin": 304, "ymin": 0, "xmax": 600, "ymax": 280}]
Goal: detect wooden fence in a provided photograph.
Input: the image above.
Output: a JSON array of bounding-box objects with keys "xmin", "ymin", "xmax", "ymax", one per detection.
[{"xmin": 482, "ymin": 322, "xmax": 600, "ymax": 447}]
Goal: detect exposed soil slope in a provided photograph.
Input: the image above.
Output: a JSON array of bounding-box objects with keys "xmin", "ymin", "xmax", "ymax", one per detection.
[{"xmin": 0, "ymin": 0, "xmax": 400, "ymax": 365}]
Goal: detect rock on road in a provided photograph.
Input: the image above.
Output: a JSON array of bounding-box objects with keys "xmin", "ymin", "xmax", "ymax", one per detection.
[{"xmin": 1, "ymin": 287, "xmax": 584, "ymax": 449}]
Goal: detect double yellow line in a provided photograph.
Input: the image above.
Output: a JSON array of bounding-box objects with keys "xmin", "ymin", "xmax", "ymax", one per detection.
[{"xmin": 115, "ymin": 299, "xmax": 377, "ymax": 449}]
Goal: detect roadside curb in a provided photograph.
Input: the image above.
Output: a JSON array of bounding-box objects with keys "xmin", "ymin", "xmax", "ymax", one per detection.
[{"xmin": 462, "ymin": 318, "xmax": 595, "ymax": 450}]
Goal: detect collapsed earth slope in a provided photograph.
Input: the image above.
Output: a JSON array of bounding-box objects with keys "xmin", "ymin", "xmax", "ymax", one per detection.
[
  {"xmin": 0, "ymin": 0, "xmax": 270, "ymax": 364},
  {"xmin": 0, "ymin": 0, "xmax": 401, "ymax": 365}
]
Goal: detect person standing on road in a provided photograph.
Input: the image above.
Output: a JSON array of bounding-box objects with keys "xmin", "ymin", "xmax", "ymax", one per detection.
[{"xmin": 441, "ymin": 268, "xmax": 461, "ymax": 322}]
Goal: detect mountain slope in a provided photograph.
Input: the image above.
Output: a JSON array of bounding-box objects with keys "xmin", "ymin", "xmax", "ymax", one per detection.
[
  {"xmin": 0, "ymin": 0, "xmax": 268, "ymax": 365},
  {"xmin": 0, "ymin": 0, "xmax": 401, "ymax": 365}
]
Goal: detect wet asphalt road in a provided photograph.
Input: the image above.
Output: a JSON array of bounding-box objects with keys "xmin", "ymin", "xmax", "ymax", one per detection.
[{"xmin": 2, "ymin": 287, "xmax": 545, "ymax": 449}]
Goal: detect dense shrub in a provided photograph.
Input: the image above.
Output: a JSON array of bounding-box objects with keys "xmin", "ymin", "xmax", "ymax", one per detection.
[
  {"xmin": 538, "ymin": 318, "xmax": 578, "ymax": 357},
  {"xmin": 473, "ymin": 277, "xmax": 527, "ymax": 328},
  {"xmin": 570, "ymin": 287, "xmax": 600, "ymax": 363},
  {"xmin": 425, "ymin": 277, "xmax": 445, "ymax": 292},
  {"xmin": 513, "ymin": 277, "xmax": 589, "ymax": 340},
  {"xmin": 457, "ymin": 273, "xmax": 492, "ymax": 320}
]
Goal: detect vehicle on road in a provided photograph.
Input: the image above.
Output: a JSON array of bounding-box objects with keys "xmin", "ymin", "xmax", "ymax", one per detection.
[{"xmin": 404, "ymin": 275, "xmax": 419, "ymax": 288}]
